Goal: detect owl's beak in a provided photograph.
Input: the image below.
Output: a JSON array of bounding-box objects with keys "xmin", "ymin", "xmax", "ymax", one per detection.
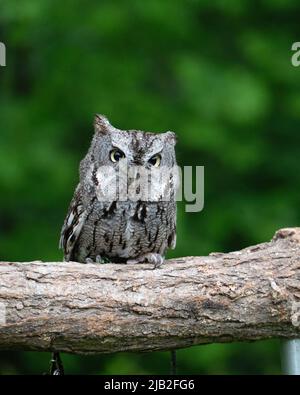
[{"xmin": 131, "ymin": 159, "xmax": 143, "ymax": 166}]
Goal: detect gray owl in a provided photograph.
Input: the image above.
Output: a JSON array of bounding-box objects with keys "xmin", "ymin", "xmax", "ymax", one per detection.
[{"xmin": 59, "ymin": 114, "xmax": 178, "ymax": 268}]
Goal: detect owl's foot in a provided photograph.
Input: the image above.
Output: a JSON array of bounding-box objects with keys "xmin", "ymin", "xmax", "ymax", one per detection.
[
  {"xmin": 85, "ymin": 255, "xmax": 111, "ymax": 264},
  {"xmin": 127, "ymin": 253, "xmax": 164, "ymax": 269}
]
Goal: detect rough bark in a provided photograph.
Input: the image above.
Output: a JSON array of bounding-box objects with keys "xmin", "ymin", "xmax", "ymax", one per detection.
[{"xmin": 0, "ymin": 227, "xmax": 300, "ymax": 354}]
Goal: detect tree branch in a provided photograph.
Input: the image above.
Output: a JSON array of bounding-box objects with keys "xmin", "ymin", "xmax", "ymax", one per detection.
[{"xmin": 1, "ymin": 228, "xmax": 300, "ymax": 354}]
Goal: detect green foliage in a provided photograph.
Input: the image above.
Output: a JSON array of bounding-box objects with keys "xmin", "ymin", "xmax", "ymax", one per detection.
[{"xmin": 1, "ymin": 0, "xmax": 299, "ymax": 374}]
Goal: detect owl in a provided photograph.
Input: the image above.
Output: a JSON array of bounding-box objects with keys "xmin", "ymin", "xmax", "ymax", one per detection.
[{"xmin": 59, "ymin": 114, "xmax": 178, "ymax": 268}]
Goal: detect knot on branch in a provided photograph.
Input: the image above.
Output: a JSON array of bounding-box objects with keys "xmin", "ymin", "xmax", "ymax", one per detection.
[{"xmin": 272, "ymin": 228, "xmax": 300, "ymax": 244}]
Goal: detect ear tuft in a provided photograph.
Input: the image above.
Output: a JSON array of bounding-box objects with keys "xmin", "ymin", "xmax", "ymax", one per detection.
[
  {"xmin": 94, "ymin": 114, "xmax": 110, "ymax": 134},
  {"xmin": 164, "ymin": 131, "xmax": 177, "ymax": 145}
]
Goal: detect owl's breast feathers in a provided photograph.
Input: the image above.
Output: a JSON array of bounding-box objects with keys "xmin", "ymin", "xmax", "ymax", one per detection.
[{"xmin": 60, "ymin": 184, "xmax": 176, "ymax": 263}]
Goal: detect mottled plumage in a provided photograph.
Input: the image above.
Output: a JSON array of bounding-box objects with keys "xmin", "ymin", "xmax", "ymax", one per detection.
[{"xmin": 59, "ymin": 115, "xmax": 178, "ymax": 267}]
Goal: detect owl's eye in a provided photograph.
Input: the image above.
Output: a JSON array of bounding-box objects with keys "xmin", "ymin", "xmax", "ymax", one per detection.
[
  {"xmin": 148, "ymin": 154, "xmax": 161, "ymax": 167},
  {"xmin": 110, "ymin": 149, "xmax": 125, "ymax": 162}
]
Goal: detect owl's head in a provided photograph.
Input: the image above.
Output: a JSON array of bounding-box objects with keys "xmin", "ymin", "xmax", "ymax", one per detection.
[
  {"xmin": 80, "ymin": 115, "xmax": 178, "ymax": 201},
  {"xmin": 90, "ymin": 114, "xmax": 177, "ymax": 168}
]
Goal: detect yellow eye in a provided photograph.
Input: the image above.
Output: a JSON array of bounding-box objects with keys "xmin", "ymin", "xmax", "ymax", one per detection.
[
  {"xmin": 149, "ymin": 154, "xmax": 161, "ymax": 167},
  {"xmin": 110, "ymin": 149, "xmax": 125, "ymax": 162}
]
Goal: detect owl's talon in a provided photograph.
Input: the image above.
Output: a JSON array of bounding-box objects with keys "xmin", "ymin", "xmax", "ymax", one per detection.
[
  {"xmin": 153, "ymin": 257, "xmax": 164, "ymax": 269},
  {"xmin": 127, "ymin": 253, "xmax": 164, "ymax": 268},
  {"xmin": 152, "ymin": 254, "xmax": 164, "ymax": 269},
  {"xmin": 85, "ymin": 255, "xmax": 111, "ymax": 264}
]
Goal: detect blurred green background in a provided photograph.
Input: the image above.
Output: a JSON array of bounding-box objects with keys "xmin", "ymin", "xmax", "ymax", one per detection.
[{"xmin": 0, "ymin": 0, "xmax": 299, "ymax": 374}]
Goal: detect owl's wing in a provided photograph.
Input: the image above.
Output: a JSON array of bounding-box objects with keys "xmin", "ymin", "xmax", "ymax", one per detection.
[
  {"xmin": 167, "ymin": 205, "xmax": 177, "ymax": 250},
  {"xmin": 59, "ymin": 184, "xmax": 87, "ymax": 261},
  {"xmin": 167, "ymin": 226, "xmax": 177, "ymax": 250}
]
